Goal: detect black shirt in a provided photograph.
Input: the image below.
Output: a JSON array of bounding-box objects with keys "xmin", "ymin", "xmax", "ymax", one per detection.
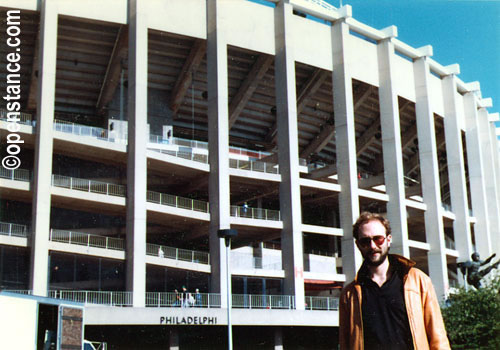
[{"xmin": 360, "ymin": 262, "xmax": 414, "ymax": 350}]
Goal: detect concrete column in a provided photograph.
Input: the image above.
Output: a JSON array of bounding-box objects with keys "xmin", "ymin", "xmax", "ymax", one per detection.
[
  {"xmin": 126, "ymin": 0, "xmax": 148, "ymax": 307},
  {"xmin": 169, "ymin": 328, "xmax": 179, "ymax": 350},
  {"xmin": 478, "ymin": 108, "xmax": 500, "ymax": 244},
  {"xmin": 441, "ymin": 74, "xmax": 473, "ymax": 265},
  {"xmin": 413, "ymin": 56, "xmax": 448, "ymax": 300},
  {"xmin": 463, "ymin": 93, "xmax": 491, "ymax": 256},
  {"xmin": 488, "ymin": 117, "xmax": 500, "ymax": 254},
  {"xmin": 30, "ymin": 0, "xmax": 58, "ymax": 296},
  {"xmin": 331, "ymin": 15, "xmax": 362, "ymax": 282},
  {"xmin": 377, "ymin": 35, "xmax": 409, "ymax": 257},
  {"xmin": 207, "ymin": 0, "xmax": 231, "ymax": 307},
  {"xmin": 274, "ymin": 327, "xmax": 283, "ymax": 350},
  {"xmin": 274, "ymin": 1, "xmax": 305, "ymax": 310}
]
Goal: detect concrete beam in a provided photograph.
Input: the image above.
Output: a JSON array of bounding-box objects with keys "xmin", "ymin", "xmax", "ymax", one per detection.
[
  {"xmin": 97, "ymin": 25, "xmax": 128, "ymax": 114},
  {"xmin": 170, "ymin": 38, "xmax": 206, "ymax": 115},
  {"xmin": 266, "ymin": 68, "xmax": 329, "ymax": 145},
  {"xmin": 229, "ymin": 54, "xmax": 273, "ymax": 129}
]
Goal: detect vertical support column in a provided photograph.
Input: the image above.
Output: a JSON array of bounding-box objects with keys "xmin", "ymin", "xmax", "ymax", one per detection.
[
  {"xmin": 488, "ymin": 116, "xmax": 500, "ymax": 254},
  {"xmin": 413, "ymin": 55, "xmax": 448, "ymax": 300},
  {"xmin": 489, "ymin": 116, "xmax": 500, "ymax": 211},
  {"xmin": 207, "ymin": 0, "xmax": 231, "ymax": 307},
  {"xmin": 274, "ymin": 1, "xmax": 305, "ymax": 310},
  {"xmin": 30, "ymin": 0, "xmax": 58, "ymax": 296},
  {"xmin": 274, "ymin": 327, "xmax": 283, "ymax": 350},
  {"xmin": 478, "ymin": 108, "xmax": 500, "ymax": 243},
  {"xmin": 463, "ymin": 93, "xmax": 491, "ymax": 256},
  {"xmin": 442, "ymin": 73, "xmax": 473, "ymax": 265},
  {"xmin": 377, "ymin": 34, "xmax": 410, "ymax": 257},
  {"xmin": 331, "ymin": 12, "xmax": 362, "ymax": 282},
  {"xmin": 169, "ymin": 328, "xmax": 179, "ymax": 350},
  {"xmin": 126, "ymin": 0, "xmax": 148, "ymax": 307}
]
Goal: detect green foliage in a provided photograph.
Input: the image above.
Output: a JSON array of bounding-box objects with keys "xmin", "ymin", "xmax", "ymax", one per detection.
[{"xmin": 442, "ymin": 276, "xmax": 500, "ymax": 350}]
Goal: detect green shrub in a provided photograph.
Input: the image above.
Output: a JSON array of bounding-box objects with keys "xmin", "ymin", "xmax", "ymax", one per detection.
[{"xmin": 442, "ymin": 276, "xmax": 500, "ymax": 350}]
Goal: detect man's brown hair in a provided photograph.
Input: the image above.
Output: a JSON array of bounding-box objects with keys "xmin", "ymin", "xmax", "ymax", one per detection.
[{"xmin": 352, "ymin": 212, "xmax": 391, "ymax": 239}]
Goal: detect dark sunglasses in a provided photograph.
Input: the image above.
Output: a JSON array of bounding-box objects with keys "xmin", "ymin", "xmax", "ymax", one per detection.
[{"xmin": 357, "ymin": 235, "xmax": 386, "ymax": 247}]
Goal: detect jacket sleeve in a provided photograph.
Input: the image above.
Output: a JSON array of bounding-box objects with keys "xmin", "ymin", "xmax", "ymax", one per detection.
[
  {"xmin": 339, "ymin": 288, "xmax": 351, "ymax": 350},
  {"xmin": 421, "ymin": 276, "xmax": 451, "ymax": 350}
]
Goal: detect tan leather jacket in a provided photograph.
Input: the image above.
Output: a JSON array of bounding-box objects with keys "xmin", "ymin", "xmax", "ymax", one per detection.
[{"xmin": 339, "ymin": 255, "xmax": 450, "ymax": 350}]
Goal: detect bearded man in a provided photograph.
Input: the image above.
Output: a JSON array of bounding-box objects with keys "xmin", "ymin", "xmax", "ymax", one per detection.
[{"xmin": 339, "ymin": 212, "xmax": 450, "ymax": 350}]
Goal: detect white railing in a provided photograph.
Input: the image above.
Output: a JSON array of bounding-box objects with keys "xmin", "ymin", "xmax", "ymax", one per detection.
[
  {"xmin": 2, "ymin": 290, "xmax": 33, "ymax": 295},
  {"xmin": 6, "ymin": 289, "xmax": 337, "ymax": 311},
  {"xmin": 305, "ymin": 0, "xmax": 337, "ymax": 12},
  {"xmin": 48, "ymin": 290, "xmax": 132, "ymax": 306},
  {"xmin": 54, "ymin": 119, "xmax": 112, "ymax": 142},
  {"xmin": 146, "ymin": 243, "xmax": 209, "ymax": 265},
  {"xmin": 49, "ymin": 229, "xmax": 125, "ymax": 251},
  {"xmin": 0, "ymin": 109, "xmax": 33, "ymax": 125},
  {"xmin": 51, "ymin": 175, "xmax": 126, "ymax": 197},
  {"xmin": 0, "ymin": 167, "xmax": 31, "ymax": 181},
  {"xmin": 229, "ymin": 158, "xmax": 278, "ymax": 174},
  {"xmin": 149, "ymin": 135, "xmax": 210, "ymax": 151},
  {"xmin": 148, "ymin": 148, "xmax": 209, "ymax": 164},
  {"xmin": 305, "ymin": 249, "xmax": 335, "ymax": 257},
  {"xmin": 0, "ymin": 222, "xmax": 28, "ymax": 237},
  {"xmin": 232, "ymin": 294, "xmax": 294, "ymax": 309},
  {"xmin": 146, "ymin": 191, "xmax": 209, "ymax": 212},
  {"xmin": 149, "ymin": 134, "xmax": 272, "ymax": 159},
  {"xmin": 230, "ymin": 205, "xmax": 280, "ymax": 221},
  {"xmin": 263, "ymin": 242, "xmax": 281, "ymax": 250},
  {"xmin": 146, "ymin": 292, "xmax": 221, "ymax": 308},
  {"xmin": 305, "ymin": 296, "xmax": 339, "ymax": 311},
  {"xmin": 229, "ymin": 146, "xmax": 271, "ymax": 160}
]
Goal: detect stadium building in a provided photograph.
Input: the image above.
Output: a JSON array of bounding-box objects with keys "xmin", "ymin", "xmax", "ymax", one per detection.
[{"xmin": 0, "ymin": 0, "xmax": 499, "ymax": 348}]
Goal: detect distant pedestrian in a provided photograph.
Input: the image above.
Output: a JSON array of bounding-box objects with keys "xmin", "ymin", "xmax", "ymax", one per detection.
[
  {"xmin": 195, "ymin": 288, "xmax": 202, "ymax": 307},
  {"xmin": 182, "ymin": 286, "xmax": 189, "ymax": 308}
]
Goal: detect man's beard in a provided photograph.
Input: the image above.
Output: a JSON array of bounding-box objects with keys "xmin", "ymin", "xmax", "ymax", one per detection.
[{"xmin": 363, "ymin": 246, "xmax": 390, "ymax": 266}]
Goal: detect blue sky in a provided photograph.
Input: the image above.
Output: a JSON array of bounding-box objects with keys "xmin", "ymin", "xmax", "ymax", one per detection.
[{"xmin": 326, "ymin": 0, "xmax": 500, "ymax": 123}]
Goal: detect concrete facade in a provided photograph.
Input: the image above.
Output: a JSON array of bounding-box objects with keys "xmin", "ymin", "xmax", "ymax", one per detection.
[{"xmin": 0, "ymin": 0, "xmax": 498, "ymax": 348}]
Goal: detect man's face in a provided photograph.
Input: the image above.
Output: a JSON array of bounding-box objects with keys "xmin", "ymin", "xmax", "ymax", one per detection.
[{"xmin": 356, "ymin": 219, "xmax": 392, "ymax": 266}]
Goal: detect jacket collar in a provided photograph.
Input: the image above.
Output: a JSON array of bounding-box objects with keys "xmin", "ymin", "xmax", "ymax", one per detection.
[{"xmin": 354, "ymin": 254, "xmax": 416, "ymax": 284}]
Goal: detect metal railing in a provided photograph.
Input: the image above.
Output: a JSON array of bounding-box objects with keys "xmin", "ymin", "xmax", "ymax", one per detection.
[
  {"xmin": 230, "ymin": 205, "xmax": 281, "ymax": 221},
  {"xmin": 0, "ymin": 222, "xmax": 28, "ymax": 238},
  {"xmin": 146, "ymin": 292, "xmax": 221, "ymax": 308},
  {"xmin": 263, "ymin": 242, "xmax": 281, "ymax": 250},
  {"xmin": 232, "ymin": 294, "xmax": 294, "ymax": 309},
  {"xmin": 0, "ymin": 167, "xmax": 31, "ymax": 182},
  {"xmin": 304, "ymin": 249, "xmax": 335, "ymax": 257},
  {"xmin": 149, "ymin": 148, "xmax": 209, "ymax": 164},
  {"xmin": 146, "ymin": 191, "xmax": 209, "ymax": 212},
  {"xmin": 146, "ymin": 243, "xmax": 209, "ymax": 264},
  {"xmin": 52, "ymin": 175, "xmax": 126, "ymax": 197},
  {"xmin": 49, "ymin": 229, "xmax": 125, "ymax": 251},
  {"xmin": 229, "ymin": 158, "xmax": 278, "ymax": 174},
  {"xmin": 148, "ymin": 135, "xmax": 210, "ymax": 151},
  {"xmin": 2, "ymin": 290, "xmax": 33, "ymax": 295},
  {"xmin": 4, "ymin": 289, "xmax": 337, "ymax": 311},
  {"xmin": 54, "ymin": 119, "xmax": 112, "ymax": 142},
  {"xmin": 0, "ymin": 109, "xmax": 33, "ymax": 125},
  {"xmin": 150, "ymin": 148, "xmax": 209, "ymax": 163},
  {"xmin": 49, "ymin": 290, "xmax": 132, "ymax": 306},
  {"xmin": 229, "ymin": 146, "xmax": 271, "ymax": 160},
  {"xmin": 305, "ymin": 296, "xmax": 339, "ymax": 311}
]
